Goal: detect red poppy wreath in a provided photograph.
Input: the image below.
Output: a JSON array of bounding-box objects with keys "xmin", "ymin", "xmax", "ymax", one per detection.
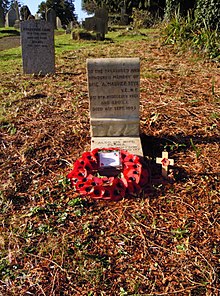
[{"xmin": 67, "ymin": 148, "xmax": 149, "ymax": 201}]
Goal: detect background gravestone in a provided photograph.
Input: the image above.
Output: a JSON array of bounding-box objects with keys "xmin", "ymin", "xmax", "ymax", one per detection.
[
  {"xmin": 20, "ymin": 5, "xmax": 31, "ymax": 21},
  {"xmin": 5, "ymin": 9, "xmax": 16, "ymax": 27},
  {"xmin": 46, "ymin": 8, "xmax": 56, "ymax": 29},
  {"xmin": 87, "ymin": 58, "xmax": 143, "ymax": 156},
  {"xmin": 21, "ymin": 20, "xmax": 55, "ymax": 74},
  {"xmin": 95, "ymin": 8, "xmax": 108, "ymax": 34},
  {"xmin": 0, "ymin": 4, "xmax": 4, "ymax": 27},
  {"xmin": 84, "ymin": 7, "xmax": 108, "ymax": 40},
  {"xmin": 13, "ymin": 0, "xmax": 20, "ymax": 29},
  {"xmin": 56, "ymin": 16, "xmax": 62, "ymax": 29}
]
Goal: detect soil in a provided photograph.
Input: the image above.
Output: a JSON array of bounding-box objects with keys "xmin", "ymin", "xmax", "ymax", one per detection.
[{"xmin": 0, "ymin": 36, "xmax": 21, "ymax": 51}]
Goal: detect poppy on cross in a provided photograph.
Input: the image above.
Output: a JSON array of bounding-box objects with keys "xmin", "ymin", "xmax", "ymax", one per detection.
[{"xmin": 156, "ymin": 151, "xmax": 174, "ymax": 178}]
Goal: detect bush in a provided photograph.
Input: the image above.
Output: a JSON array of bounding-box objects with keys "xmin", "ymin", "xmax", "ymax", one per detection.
[
  {"xmin": 195, "ymin": 0, "xmax": 220, "ymax": 31},
  {"xmin": 163, "ymin": 10, "xmax": 220, "ymax": 60},
  {"xmin": 132, "ymin": 8, "xmax": 154, "ymax": 29}
]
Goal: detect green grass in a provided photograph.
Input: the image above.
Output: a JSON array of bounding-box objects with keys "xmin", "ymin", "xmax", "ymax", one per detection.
[
  {"xmin": 0, "ymin": 47, "xmax": 22, "ymax": 74},
  {"xmin": 0, "ymin": 28, "xmax": 20, "ymax": 38}
]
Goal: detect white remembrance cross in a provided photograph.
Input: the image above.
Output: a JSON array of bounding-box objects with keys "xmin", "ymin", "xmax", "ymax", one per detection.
[{"xmin": 156, "ymin": 151, "xmax": 174, "ymax": 178}]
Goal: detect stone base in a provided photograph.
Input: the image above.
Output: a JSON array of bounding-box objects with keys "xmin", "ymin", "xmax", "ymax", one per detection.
[{"xmin": 91, "ymin": 136, "xmax": 143, "ymax": 156}]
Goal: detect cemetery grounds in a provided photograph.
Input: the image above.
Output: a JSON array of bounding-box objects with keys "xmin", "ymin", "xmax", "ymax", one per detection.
[{"xmin": 0, "ymin": 28, "xmax": 219, "ymax": 295}]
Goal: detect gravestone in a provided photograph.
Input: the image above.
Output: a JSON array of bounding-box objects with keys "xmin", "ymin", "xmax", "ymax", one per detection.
[
  {"xmin": 20, "ymin": 5, "xmax": 31, "ymax": 21},
  {"xmin": 84, "ymin": 7, "xmax": 108, "ymax": 40},
  {"xmin": 0, "ymin": 4, "xmax": 4, "ymax": 27},
  {"xmin": 20, "ymin": 20, "xmax": 55, "ymax": 74},
  {"xmin": 56, "ymin": 16, "xmax": 62, "ymax": 29},
  {"xmin": 46, "ymin": 8, "xmax": 56, "ymax": 29},
  {"xmin": 95, "ymin": 8, "xmax": 108, "ymax": 34},
  {"xmin": 87, "ymin": 58, "xmax": 143, "ymax": 156},
  {"xmin": 5, "ymin": 9, "xmax": 17, "ymax": 27},
  {"xmin": 13, "ymin": 0, "xmax": 20, "ymax": 29}
]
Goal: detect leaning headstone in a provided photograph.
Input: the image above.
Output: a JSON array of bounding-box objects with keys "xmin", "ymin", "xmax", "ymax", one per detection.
[
  {"xmin": 20, "ymin": 20, "xmax": 55, "ymax": 74},
  {"xmin": 0, "ymin": 4, "xmax": 4, "ymax": 27},
  {"xmin": 46, "ymin": 8, "xmax": 56, "ymax": 29},
  {"xmin": 87, "ymin": 58, "xmax": 143, "ymax": 156},
  {"xmin": 5, "ymin": 9, "xmax": 17, "ymax": 27},
  {"xmin": 56, "ymin": 16, "xmax": 62, "ymax": 29}
]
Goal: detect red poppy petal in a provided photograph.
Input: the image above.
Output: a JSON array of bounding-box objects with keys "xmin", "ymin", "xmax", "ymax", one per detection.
[{"xmin": 90, "ymin": 186, "xmax": 105, "ymax": 199}]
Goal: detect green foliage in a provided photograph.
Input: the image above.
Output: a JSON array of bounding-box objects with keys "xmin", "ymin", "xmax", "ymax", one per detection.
[
  {"xmin": 38, "ymin": 0, "xmax": 77, "ymax": 25},
  {"xmin": 165, "ymin": 0, "xmax": 196, "ymax": 20},
  {"xmin": 195, "ymin": 0, "xmax": 220, "ymax": 31},
  {"xmin": 163, "ymin": 10, "xmax": 220, "ymax": 60},
  {"xmin": 132, "ymin": 8, "xmax": 154, "ymax": 28}
]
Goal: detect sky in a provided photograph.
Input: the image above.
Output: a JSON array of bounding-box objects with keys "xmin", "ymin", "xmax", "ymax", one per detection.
[{"xmin": 22, "ymin": 0, "xmax": 88, "ymax": 21}]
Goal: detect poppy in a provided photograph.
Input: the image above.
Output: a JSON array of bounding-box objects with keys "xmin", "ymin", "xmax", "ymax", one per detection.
[
  {"xmin": 91, "ymin": 177, "xmax": 104, "ymax": 186},
  {"xmin": 82, "ymin": 152, "xmax": 98, "ymax": 169},
  {"xmin": 124, "ymin": 154, "xmax": 140, "ymax": 163},
  {"xmin": 90, "ymin": 186, "xmax": 105, "ymax": 199},
  {"xmin": 101, "ymin": 176, "xmax": 114, "ymax": 186},
  {"xmin": 113, "ymin": 177, "xmax": 127, "ymax": 190},
  {"xmin": 124, "ymin": 168, "xmax": 141, "ymax": 184},
  {"xmin": 67, "ymin": 167, "xmax": 87, "ymax": 181},
  {"xmin": 76, "ymin": 180, "xmax": 94, "ymax": 195},
  {"xmin": 161, "ymin": 158, "xmax": 170, "ymax": 167}
]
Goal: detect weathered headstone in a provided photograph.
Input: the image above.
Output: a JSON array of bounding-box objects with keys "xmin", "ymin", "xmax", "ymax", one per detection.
[
  {"xmin": 0, "ymin": 4, "xmax": 4, "ymax": 27},
  {"xmin": 5, "ymin": 9, "xmax": 17, "ymax": 27},
  {"xmin": 84, "ymin": 7, "xmax": 108, "ymax": 40},
  {"xmin": 20, "ymin": 5, "xmax": 31, "ymax": 21},
  {"xmin": 95, "ymin": 8, "xmax": 108, "ymax": 34},
  {"xmin": 56, "ymin": 16, "xmax": 62, "ymax": 29},
  {"xmin": 13, "ymin": 0, "xmax": 20, "ymax": 28},
  {"xmin": 20, "ymin": 20, "xmax": 55, "ymax": 74},
  {"xmin": 87, "ymin": 58, "xmax": 143, "ymax": 156},
  {"xmin": 46, "ymin": 8, "xmax": 56, "ymax": 29}
]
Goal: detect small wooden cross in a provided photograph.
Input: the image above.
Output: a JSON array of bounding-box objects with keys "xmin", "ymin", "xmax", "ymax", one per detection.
[{"xmin": 156, "ymin": 151, "xmax": 174, "ymax": 178}]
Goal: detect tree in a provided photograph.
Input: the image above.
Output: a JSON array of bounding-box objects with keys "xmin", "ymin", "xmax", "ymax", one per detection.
[
  {"xmin": 37, "ymin": 1, "xmax": 46, "ymax": 19},
  {"xmin": 38, "ymin": 0, "xmax": 77, "ymax": 25}
]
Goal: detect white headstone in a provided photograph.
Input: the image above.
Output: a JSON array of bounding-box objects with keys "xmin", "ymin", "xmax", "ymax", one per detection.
[
  {"xmin": 20, "ymin": 20, "xmax": 55, "ymax": 74},
  {"xmin": 87, "ymin": 58, "xmax": 143, "ymax": 156},
  {"xmin": 56, "ymin": 16, "xmax": 62, "ymax": 29}
]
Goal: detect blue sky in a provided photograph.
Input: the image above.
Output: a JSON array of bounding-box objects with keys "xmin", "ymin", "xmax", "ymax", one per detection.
[{"xmin": 23, "ymin": 0, "xmax": 88, "ymax": 21}]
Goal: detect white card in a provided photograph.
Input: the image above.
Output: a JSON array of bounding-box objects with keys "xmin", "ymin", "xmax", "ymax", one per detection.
[{"xmin": 99, "ymin": 151, "xmax": 120, "ymax": 168}]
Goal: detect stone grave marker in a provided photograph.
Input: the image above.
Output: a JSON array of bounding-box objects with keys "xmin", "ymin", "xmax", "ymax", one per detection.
[
  {"xmin": 56, "ymin": 16, "xmax": 62, "ymax": 29},
  {"xmin": 5, "ymin": 9, "xmax": 17, "ymax": 27},
  {"xmin": 84, "ymin": 7, "xmax": 108, "ymax": 40},
  {"xmin": 0, "ymin": 4, "xmax": 4, "ymax": 27},
  {"xmin": 95, "ymin": 8, "xmax": 108, "ymax": 34},
  {"xmin": 46, "ymin": 8, "xmax": 56, "ymax": 29},
  {"xmin": 87, "ymin": 58, "xmax": 143, "ymax": 156},
  {"xmin": 20, "ymin": 20, "xmax": 55, "ymax": 74}
]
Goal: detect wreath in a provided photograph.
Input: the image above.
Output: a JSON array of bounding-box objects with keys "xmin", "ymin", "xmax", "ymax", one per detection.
[{"xmin": 67, "ymin": 148, "xmax": 149, "ymax": 201}]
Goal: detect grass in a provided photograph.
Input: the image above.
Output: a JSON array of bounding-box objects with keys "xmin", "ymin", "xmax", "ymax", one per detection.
[
  {"xmin": 0, "ymin": 28, "xmax": 20, "ymax": 38},
  {"xmin": 0, "ymin": 27, "xmax": 219, "ymax": 295}
]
